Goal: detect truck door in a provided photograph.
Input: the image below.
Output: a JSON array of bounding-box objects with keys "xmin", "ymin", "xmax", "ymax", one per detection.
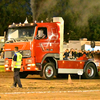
[{"xmin": 34, "ymin": 27, "xmax": 50, "ymax": 63}]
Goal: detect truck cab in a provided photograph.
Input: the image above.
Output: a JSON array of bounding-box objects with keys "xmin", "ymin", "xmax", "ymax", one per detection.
[{"xmin": 4, "ymin": 17, "xmax": 63, "ymax": 79}]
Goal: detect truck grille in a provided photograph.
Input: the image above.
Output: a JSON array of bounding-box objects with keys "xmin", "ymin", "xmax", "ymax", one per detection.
[
  {"xmin": 5, "ymin": 50, "xmax": 31, "ymax": 58},
  {"xmin": 5, "ymin": 51, "xmax": 14, "ymax": 59}
]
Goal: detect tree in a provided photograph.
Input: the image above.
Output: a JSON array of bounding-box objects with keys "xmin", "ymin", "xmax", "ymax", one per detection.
[
  {"xmin": 0, "ymin": 0, "xmax": 32, "ymax": 35},
  {"xmin": 88, "ymin": 14, "xmax": 100, "ymax": 41}
]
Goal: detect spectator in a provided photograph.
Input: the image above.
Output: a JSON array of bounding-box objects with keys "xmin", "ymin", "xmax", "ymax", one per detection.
[
  {"xmin": 86, "ymin": 50, "xmax": 90, "ymax": 58},
  {"xmin": 69, "ymin": 48, "xmax": 73, "ymax": 59},
  {"xmin": 63, "ymin": 49, "xmax": 69, "ymax": 60},
  {"xmin": 77, "ymin": 50, "xmax": 83, "ymax": 58},
  {"xmin": 91, "ymin": 51, "xmax": 94, "ymax": 58},
  {"xmin": 96, "ymin": 50, "xmax": 100, "ymax": 54},
  {"xmin": 72, "ymin": 48, "xmax": 77, "ymax": 58}
]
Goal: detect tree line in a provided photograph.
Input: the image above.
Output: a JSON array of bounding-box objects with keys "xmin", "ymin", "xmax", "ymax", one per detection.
[{"xmin": 0, "ymin": 0, "xmax": 100, "ymax": 42}]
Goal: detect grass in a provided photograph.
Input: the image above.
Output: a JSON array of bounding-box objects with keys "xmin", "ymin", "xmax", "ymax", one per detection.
[
  {"xmin": 0, "ymin": 65, "xmax": 5, "ymax": 72},
  {"xmin": 0, "ymin": 65, "xmax": 4, "ymax": 68}
]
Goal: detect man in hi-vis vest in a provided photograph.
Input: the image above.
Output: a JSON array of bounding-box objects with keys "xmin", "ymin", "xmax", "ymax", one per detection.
[{"xmin": 12, "ymin": 47, "xmax": 22, "ymax": 88}]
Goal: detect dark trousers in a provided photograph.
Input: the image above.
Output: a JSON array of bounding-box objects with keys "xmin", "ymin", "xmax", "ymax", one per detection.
[{"xmin": 13, "ymin": 68, "xmax": 22, "ymax": 87}]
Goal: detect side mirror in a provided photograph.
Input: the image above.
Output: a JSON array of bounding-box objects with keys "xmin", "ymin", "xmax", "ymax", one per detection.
[
  {"xmin": 34, "ymin": 36, "xmax": 38, "ymax": 39},
  {"xmin": 34, "ymin": 35, "xmax": 40, "ymax": 40},
  {"xmin": 4, "ymin": 31, "xmax": 6, "ymax": 42}
]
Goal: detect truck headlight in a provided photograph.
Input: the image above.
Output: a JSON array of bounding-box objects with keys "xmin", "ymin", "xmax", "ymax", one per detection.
[{"xmin": 22, "ymin": 50, "xmax": 31, "ymax": 57}]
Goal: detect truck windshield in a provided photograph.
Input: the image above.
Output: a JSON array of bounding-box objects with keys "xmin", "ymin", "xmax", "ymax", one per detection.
[{"xmin": 7, "ymin": 27, "xmax": 35, "ymax": 42}]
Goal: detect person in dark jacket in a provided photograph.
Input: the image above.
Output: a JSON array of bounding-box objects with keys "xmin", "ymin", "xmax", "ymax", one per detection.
[
  {"xmin": 72, "ymin": 49, "xmax": 77, "ymax": 58},
  {"xmin": 63, "ymin": 49, "xmax": 69, "ymax": 60},
  {"xmin": 77, "ymin": 50, "xmax": 83, "ymax": 58}
]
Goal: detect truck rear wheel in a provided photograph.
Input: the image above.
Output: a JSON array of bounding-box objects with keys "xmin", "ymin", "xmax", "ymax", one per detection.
[
  {"xmin": 83, "ymin": 63, "xmax": 97, "ymax": 79},
  {"xmin": 43, "ymin": 63, "xmax": 56, "ymax": 79},
  {"xmin": 19, "ymin": 72, "xmax": 28, "ymax": 78}
]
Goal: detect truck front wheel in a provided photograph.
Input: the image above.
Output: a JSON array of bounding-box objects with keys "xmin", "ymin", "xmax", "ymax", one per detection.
[
  {"xmin": 43, "ymin": 63, "xmax": 56, "ymax": 79},
  {"xmin": 83, "ymin": 63, "xmax": 97, "ymax": 79}
]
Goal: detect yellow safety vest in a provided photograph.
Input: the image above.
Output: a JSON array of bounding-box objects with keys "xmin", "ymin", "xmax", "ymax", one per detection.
[{"xmin": 12, "ymin": 52, "xmax": 22, "ymax": 68}]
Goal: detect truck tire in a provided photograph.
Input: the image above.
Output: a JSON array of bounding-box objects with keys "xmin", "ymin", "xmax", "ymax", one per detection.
[
  {"xmin": 43, "ymin": 63, "xmax": 56, "ymax": 80},
  {"xmin": 19, "ymin": 72, "xmax": 28, "ymax": 78},
  {"xmin": 40, "ymin": 63, "xmax": 45, "ymax": 77},
  {"xmin": 83, "ymin": 63, "xmax": 97, "ymax": 79}
]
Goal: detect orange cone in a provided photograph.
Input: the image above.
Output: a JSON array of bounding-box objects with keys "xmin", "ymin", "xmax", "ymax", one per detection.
[{"xmin": 68, "ymin": 74, "xmax": 72, "ymax": 83}]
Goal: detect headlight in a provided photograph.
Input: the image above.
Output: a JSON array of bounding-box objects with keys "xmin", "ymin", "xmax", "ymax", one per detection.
[{"xmin": 22, "ymin": 50, "xmax": 31, "ymax": 57}]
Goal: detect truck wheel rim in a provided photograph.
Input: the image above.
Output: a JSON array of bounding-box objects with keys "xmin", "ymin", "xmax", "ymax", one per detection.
[
  {"xmin": 45, "ymin": 66, "xmax": 53, "ymax": 77},
  {"xmin": 87, "ymin": 67, "xmax": 94, "ymax": 77}
]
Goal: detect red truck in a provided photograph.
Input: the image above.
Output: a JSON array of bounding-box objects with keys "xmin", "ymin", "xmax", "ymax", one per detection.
[{"xmin": 4, "ymin": 17, "xmax": 99, "ymax": 79}]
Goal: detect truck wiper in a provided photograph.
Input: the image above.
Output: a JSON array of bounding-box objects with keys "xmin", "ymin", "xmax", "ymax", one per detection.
[
  {"xmin": 6, "ymin": 38, "xmax": 16, "ymax": 43},
  {"xmin": 10, "ymin": 38, "xmax": 16, "ymax": 42},
  {"xmin": 22, "ymin": 37, "xmax": 28, "ymax": 41},
  {"xmin": 15, "ymin": 38, "xmax": 28, "ymax": 42}
]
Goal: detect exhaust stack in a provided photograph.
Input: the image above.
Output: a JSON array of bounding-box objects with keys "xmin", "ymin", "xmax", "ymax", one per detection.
[{"xmin": 53, "ymin": 17, "xmax": 64, "ymax": 60}]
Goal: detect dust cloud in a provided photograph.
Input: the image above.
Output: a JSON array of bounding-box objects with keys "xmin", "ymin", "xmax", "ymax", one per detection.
[
  {"xmin": 67, "ymin": 0, "xmax": 100, "ymax": 26},
  {"xmin": 30, "ymin": 0, "xmax": 100, "ymax": 26}
]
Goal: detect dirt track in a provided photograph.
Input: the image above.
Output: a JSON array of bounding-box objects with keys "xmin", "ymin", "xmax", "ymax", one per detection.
[{"xmin": 0, "ymin": 72, "xmax": 100, "ymax": 100}]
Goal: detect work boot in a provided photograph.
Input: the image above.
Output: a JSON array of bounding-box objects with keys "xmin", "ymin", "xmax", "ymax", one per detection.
[
  {"xmin": 11, "ymin": 86, "xmax": 16, "ymax": 88},
  {"xmin": 19, "ymin": 86, "xmax": 23, "ymax": 89}
]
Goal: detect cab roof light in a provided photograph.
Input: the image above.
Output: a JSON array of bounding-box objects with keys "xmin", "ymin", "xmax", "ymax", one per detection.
[
  {"xmin": 34, "ymin": 20, "xmax": 37, "ymax": 23},
  {"xmin": 12, "ymin": 22, "xmax": 15, "ymax": 25},
  {"xmin": 30, "ymin": 23, "xmax": 34, "ymax": 25},
  {"xmin": 41, "ymin": 20, "xmax": 43, "ymax": 23},
  {"xmin": 19, "ymin": 22, "xmax": 21, "ymax": 24},
  {"xmin": 22, "ymin": 24, "xmax": 25, "ymax": 26},
  {"xmin": 19, "ymin": 22, "xmax": 22, "ymax": 26},
  {"xmin": 8, "ymin": 25, "xmax": 11, "ymax": 28},
  {"xmin": 16, "ymin": 24, "xmax": 18, "ymax": 26}
]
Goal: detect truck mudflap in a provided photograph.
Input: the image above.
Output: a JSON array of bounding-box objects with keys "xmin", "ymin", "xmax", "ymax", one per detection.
[{"xmin": 92, "ymin": 53, "xmax": 100, "ymax": 77}]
